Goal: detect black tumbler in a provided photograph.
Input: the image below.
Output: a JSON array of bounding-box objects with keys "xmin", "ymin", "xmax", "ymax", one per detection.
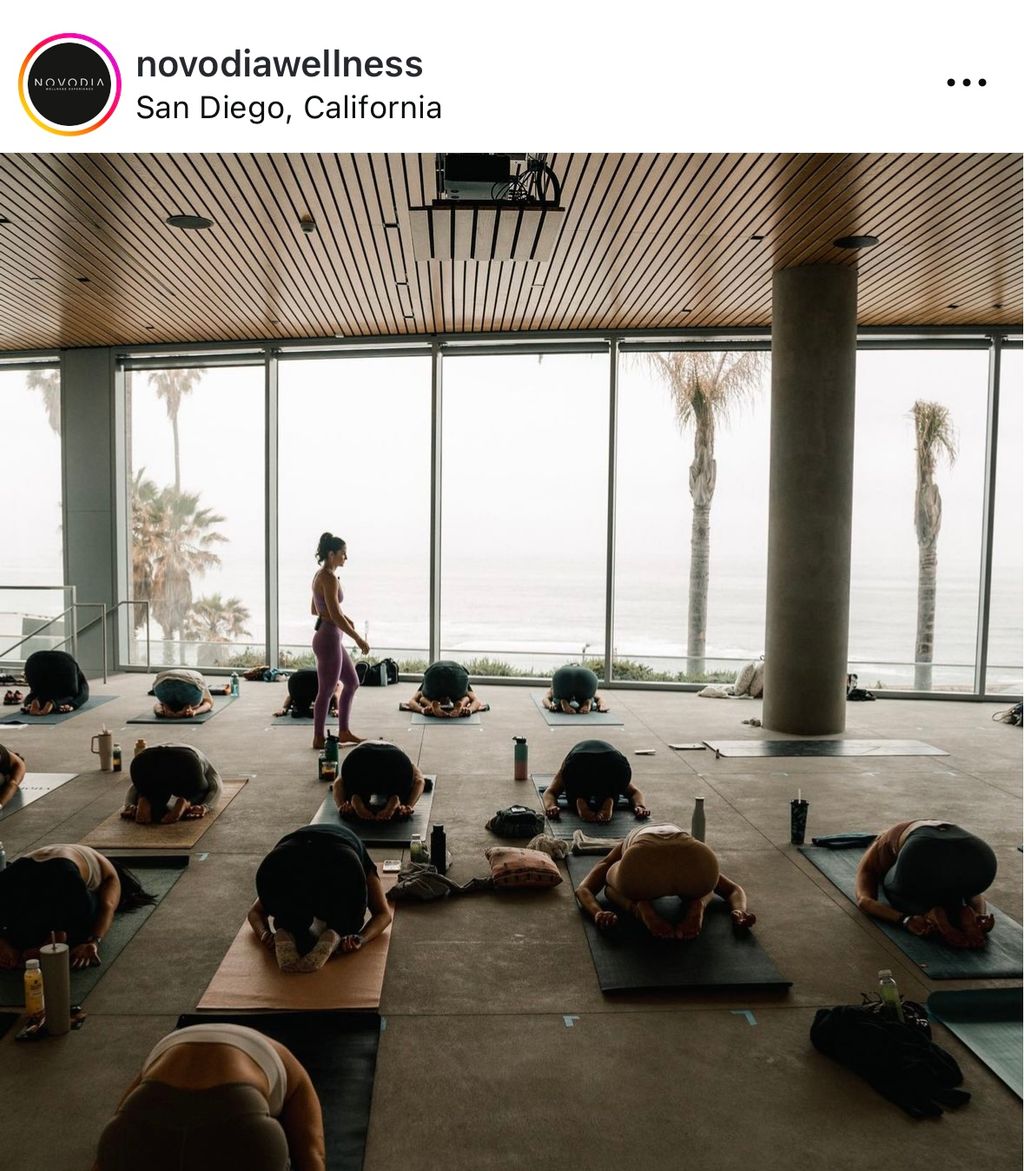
[
  {"xmin": 430, "ymin": 824, "xmax": 448, "ymax": 875},
  {"xmin": 790, "ymin": 799, "xmax": 809, "ymax": 845}
]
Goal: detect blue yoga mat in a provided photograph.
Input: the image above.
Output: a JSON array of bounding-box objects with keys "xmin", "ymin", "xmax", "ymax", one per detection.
[
  {"xmin": 126, "ymin": 694, "xmax": 236, "ymax": 724},
  {"xmin": 0, "ymin": 695, "xmax": 116, "ymax": 725},
  {"xmin": 530, "ymin": 693, "xmax": 623, "ymax": 726},
  {"xmin": 799, "ymin": 843, "xmax": 1022, "ymax": 979},
  {"xmin": 927, "ymin": 988, "xmax": 1023, "ymax": 1099}
]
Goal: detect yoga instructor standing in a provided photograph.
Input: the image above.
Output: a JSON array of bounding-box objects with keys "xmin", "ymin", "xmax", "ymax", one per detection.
[{"xmin": 311, "ymin": 532, "xmax": 369, "ymax": 750}]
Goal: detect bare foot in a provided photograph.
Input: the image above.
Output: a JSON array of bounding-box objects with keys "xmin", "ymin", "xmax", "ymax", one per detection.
[
  {"xmin": 675, "ymin": 901, "xmax": 705, "ymax": 941},
  {"xmin": 595, "ymin": 799, "xmax": 614, "ymax": 824},
  {"xmin": 312, "ymin": 736, "xmax": 326, "ymax": 750},
  {"xmin": 337, "ymin": 732, "xmax": 363, "ymax": 746},
  {"xmin": 293, "ymin": 930, "xmax": 341, "ymax": 972},
  {"xmin": 274, "ymin": 929, "xmax": 302, "ymax": 972},
  {"xmin": 636, "ymin": 902, "xmax": 675, "ymax": 940}
]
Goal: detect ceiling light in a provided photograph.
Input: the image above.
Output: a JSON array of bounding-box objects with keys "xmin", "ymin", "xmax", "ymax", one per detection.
[
  {"xmin": 947, "ymin": 303, "xmax": 959, "ymax": 309},
  {"xmin": 166, "ymin": 214, "xmax": 214, "ymax": 230},
  {"xmin": 833, "ymin": 234, "xmax": 880, "ymax": 249},
  {"xmin": 0, "ymin": 217, "xmax": 10, "ymax": 225},
  {"xmin": 299, "ymin": 214, "xmax": 316, "ymax": 235},
  {"xmin": 76, "ymin": 276, "xmax": 91, "ymax": 283},
  {"xmin": 750, "ymin": 234, "xmax": 764, "ymax": 242}
]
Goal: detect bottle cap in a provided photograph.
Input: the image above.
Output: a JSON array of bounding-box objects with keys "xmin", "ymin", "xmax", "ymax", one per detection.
[
  {"xmin": 878, "ymin": 968, "xmax": 892, "ymax": 978},
  {"xmin": 25, "ymin": 959, "xmax": 40, "ymax": 970}
]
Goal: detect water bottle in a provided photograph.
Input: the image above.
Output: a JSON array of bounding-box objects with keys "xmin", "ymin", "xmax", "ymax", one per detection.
[
  {"xmin": 0, "ymin": 840, "xmax": 6, "ymax": 871},
  {"xmin": 513, "ymin": 736, "xmax": 528, "ymax": 781},
  {"xmin": 430, "ymin": 824, "xmax": 448, "ymax": 875},
  {"xmin": 134, "ymin": 738, "xmax": 148, "ymax": 758},
  {"xmin": 112, "ymin": 743, "xmax": 123, "ymax": 771},
  {"xmin": 409, "ymin": 834, "xmax": 426, "ymax": 863},
  {"xmin": 325, "ymin": 734, "xmax": 339, "ymax": 764},
  {"xmin": 691, "ymin": 797, "xmax": 706, "ymax": 842},
  {"xmin": 230, "ymin": 672, "xmax": 239, "ymax": 697},
  {"xmin": 878, "ymin": 969, "xmax": 905, "ymax": 1023},
  {"xmin": 24, "ymin": 959, "xmax": 45, "ymax": 1018}
]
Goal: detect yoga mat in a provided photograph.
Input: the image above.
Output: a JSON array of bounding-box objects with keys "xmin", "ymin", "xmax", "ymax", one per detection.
[
  {"xmin": 80, "ymin": 780, "xmax": 248, "ymax": 849},
  {"xmin": 408, "ymin": 711, "xmax": 482, "ymax": 725},
  {"xmin": 799, "ymin": 844, "xmax": 1023, "ymax": 979},
  {"xmin": 704, "ymin": 738, "xmax": 948, "ymax": 758},
  {"xmin": 309, "ymin": 777, "xmax": 436, "ymax": 845},
  {"xmin": 927, "ymin": 988, "xmax": 1023, "ymax": 1099},
  {"xmin": 0, "ymin": 772, "xmax": 77, "ymax": 823},
  {"xmin": 0, "ymin": 695, "xmax": 116, "ymax": 726},
  {"xmin": 197, "ymin": 875, "xmax": 396, "ymax": 1011},
  {"xmin": 566, "ymin": 854, "xmax": 791, "ymax": 993},
  {"xmin": 530, "ymin": 693, "xmax": 623, "ymax": 726},
  {"xmin": 0, "ymin": 855, "xmax": 188, "ymax": 1007},
  {"xmin": 270, "ymin": 712, "xmax": 315, "ymax": 725},
  {"xmin": 177, "ymin": 1011, "xmax": 379, "ymax": 1171},
  {"xmin": 126, "ymin": 694, "xmax": 237, "ymax": 724},
  {"xmin": 532, "ymin": 773, "xmax": 636, "ymax": 840}
]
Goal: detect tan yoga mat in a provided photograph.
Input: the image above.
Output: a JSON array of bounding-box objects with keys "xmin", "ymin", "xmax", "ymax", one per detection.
[
  {"xmin": 197, "ymin": 875, "xmax": 397, "ymax": 1012},
  {"xmin": 80, "ymin": 780, "xmax": 248, "ymax": 849}
]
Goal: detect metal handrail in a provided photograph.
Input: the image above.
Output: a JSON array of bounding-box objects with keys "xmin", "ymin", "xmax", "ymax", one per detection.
[{"xmin": 0, "ymin": 605, "xmax": 76, "ymax": 660}]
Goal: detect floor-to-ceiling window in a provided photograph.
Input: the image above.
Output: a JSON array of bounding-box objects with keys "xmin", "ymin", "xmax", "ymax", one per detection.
[
  {"xmin": 0, "ymin": 364, "xmax": 64, "ymax": 663},
  {"xmin": 277, "ymin": 354, "xmax": 432, "ymax": 669},
  {"xmin": 850, "ymin": 349, "xmax": 989, "ymax": 692},
  {"xmin": 125, "ymin": 363, "xmax": 265, "ymax": 668},
  {"xmin": 440, "ymin": 350, "xmax": 609, "ymax": 676},
  {"xmin": 614, "ymin": 348, "xmax": 771, "ymax": 682},
  {"xmin": 986, "ymin": 346, "xmax": 1022, "ymax": 694}
]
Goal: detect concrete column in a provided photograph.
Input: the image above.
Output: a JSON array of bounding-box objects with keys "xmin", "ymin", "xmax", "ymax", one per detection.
[
  {"xmin": 763, "ymin": 265, "xmax": 858, "ymax": 735},
  {"xmin": 61, "ymin": 347, "xmax": 117, "ymax": 677}
]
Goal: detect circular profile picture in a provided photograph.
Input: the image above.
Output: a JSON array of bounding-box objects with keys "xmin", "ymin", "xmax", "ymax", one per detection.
[{"xmin": 19, "ymin": 33, "xmax": 121, "ymax": 136}]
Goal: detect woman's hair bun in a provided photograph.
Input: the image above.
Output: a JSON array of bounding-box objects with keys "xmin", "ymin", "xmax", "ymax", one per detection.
[{"xmin": 316, "ymin": 532, "xmax": 345, "ymax": 563}]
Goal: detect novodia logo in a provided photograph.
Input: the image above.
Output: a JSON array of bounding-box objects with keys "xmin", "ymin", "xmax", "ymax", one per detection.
[{"xmin": 20, "ymin": 33, "xmax": 121, "ymax": 135}]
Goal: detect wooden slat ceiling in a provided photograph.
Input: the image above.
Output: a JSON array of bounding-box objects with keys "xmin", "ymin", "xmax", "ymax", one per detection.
[{"xmin": 0, "ymin": 152, "xmax": 1019, "ymax": 351}]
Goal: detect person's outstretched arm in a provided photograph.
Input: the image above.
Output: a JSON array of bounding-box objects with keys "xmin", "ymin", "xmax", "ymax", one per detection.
[
  {"xmin": 575, "ymin": 843, "xmax": 625, "ymax": 928},
  {"xmin": 195, "ymin": 751, "xmax": 223, "ymax": 809},
  {"xmin": 72, "ymin": 852, "xmax": 121, "ymax": 968},
  {"xmin": 714, "ymin": 874, "xmax": 756, "ymax": 928},
  {"xmin": 352, "ymin": 872, "xmax": 392, "ymax": 947},
  {"xmin": 543, "ymin": 771, "xmax": 565, "ymax": 818},
  {"xmin": 854, "ymin": 839, "xmax": 934, "ymax": 937},
  {"xmin": 403, "ymin": 765, "xmax": 426, "ymax": 812},
  {"xmin": 542, "ymin": 688, "xmax": 556, "ymax": 711},
  {"xmin": 275, "ymin": 1043, "xmax": 327, "ymax": 1171},
  {"xmin": 404, "ymin": 690, "xmax": 428, "ymax": 713},
  {"xmin": 625, "ymin": 782, "xmax": 650, "ymax": 818},
  {"xmin": 0, "ymin": 747, "xmax": 27, "ymax": 808},
  {"xmin": 247, "ymin": 897, "xmax": 275, "ymax": 949}
]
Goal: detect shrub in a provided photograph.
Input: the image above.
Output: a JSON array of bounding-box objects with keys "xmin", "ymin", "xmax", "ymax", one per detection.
[{"xmin": 398, "ymin": 659, "xmax": 429, "ymax": 674}]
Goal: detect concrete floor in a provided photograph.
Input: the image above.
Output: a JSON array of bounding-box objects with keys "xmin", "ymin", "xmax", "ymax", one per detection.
[{"xmin": 1, "ymin": 675, "xmax": 1020, "ymax": 1169}]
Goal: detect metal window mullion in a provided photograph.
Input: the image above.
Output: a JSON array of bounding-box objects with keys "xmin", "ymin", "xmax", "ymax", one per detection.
[
  {"xmin": 603, "ymin": 339, "xmax": 619, "ymax": 686},
  {"xmin": 112, "ymin": 361, "xmax": 130, "ymax": 668},
  {"xmin": 429, "ymin": 343, "xmax": 443, "ymax": 662},
  {"xmin": 974, "ymin": 335, "xmax": 1002, "ymax": 696},
  {"xmin": 266, "ymin": 351, "xmax": 279, "ymax": 668}
]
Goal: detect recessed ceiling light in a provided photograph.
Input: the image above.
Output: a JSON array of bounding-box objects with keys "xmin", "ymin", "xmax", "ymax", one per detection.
[
  {"xmin": 750, "ymin": 234, "xmax": 764, "ymax": 242},
  {"xmin": 993, "ymin": 303, "xmax": 1003, "ymax": 310},
  {"xmin": 947, "ymin": 303, "xmax": 959, "ymax": 309},
  {"xmin": 679, "ymin": 308, "xmax": 692, "ymax": 314},
  {"xmin": 166, "ymin": 214, "xmax": 214, "ymax": 230},
  {"xmin": 30, "ymin": 276, "xmax": 44, "ymax": 282},
  {"xmin": 145, "ymin": 325, "xmax": 155, "ymax": 330},
  {"xmin": 333, "ymin": 332, "xmax": 346, "ymax": 338},
  {"xmin": 0, "ymin": 217, "xmax": 10, "ymax": 225},
  {"xmin": 76, "ymin": 276, "xmax": 91, "ymax": 283},
  {"xmin": 833, "ymin": 234, "xmax": 880, "ymax": 249},
  {"xmin": 383, "ymin": 222, "xmax": 399, "ymax": 229},
  {"xmin": 395, "ymin": 281, "xmax": 409, "ymax": 287}
]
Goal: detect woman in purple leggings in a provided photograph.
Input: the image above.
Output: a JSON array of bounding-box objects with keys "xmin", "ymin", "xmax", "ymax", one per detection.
[{"xmin": 311, "ymin": 533, "xmax": 370, "ymax": 750}]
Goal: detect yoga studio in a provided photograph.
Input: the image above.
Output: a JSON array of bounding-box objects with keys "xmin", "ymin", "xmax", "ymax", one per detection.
[{"xmin": 0, "ymin": 152, "xmax": 1020, "ymax": 1170}]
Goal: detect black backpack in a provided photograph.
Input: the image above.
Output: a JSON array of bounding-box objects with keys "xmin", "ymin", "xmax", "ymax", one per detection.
[
  {"xmin": 810, "ymin": 997, "xmax": 970, "ymax": 1117},
  {"xmin": 485, "ymin": 805, "xmax": 546, "ymax": 838}
]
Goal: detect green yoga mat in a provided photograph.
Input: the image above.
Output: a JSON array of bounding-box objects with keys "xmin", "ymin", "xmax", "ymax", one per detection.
[
  {"xmin": 127, "ymin": 695, "xmax": 237, "ymax": 724},
  {"xmin": 310, "ymin": 776, "xmax": 436, "ymax": 845},
  {"xmin": 0, "ymin": 695, "xmax": 116, "ymax": 725},
  {"xmin": 928, "ymin": 988, "xmax": 1022, "ymax": 1099},
  {"xmin": 530, "ymin": 693, "xmax": 623, "ymax": 726},
  {"xmin": 532, "ymin": 774, "xmax": 636, "ymax": 840},
  {"xmin": 177, "ymin": 1011, "xmax": 380, "ymax": 1171},
  {"xmin": 566, "ymin": 854, "xmax": 791, "ymax": 993},
  {"xmin": 0, "ymin": 856, "xmax": 188, "ymax": 1007},
  {"xmin": 799, "ymin": 844, "xmax": 1022, "ymax": 979}
]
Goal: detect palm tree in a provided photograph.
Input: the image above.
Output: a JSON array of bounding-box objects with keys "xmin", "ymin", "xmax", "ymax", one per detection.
[
  {"xmin": 26, "ymin": 369, "xmax": 61, "ymax": 436},
  {"xmin": 147, "ymin": 369, "xmax": 203, "ymax": 490},
  {"xmin": 643, "ymin": 351, "xmax": 767, "ymax": 675},
  {"xmin": 911, "ymin": 400, "xmax": 957, "ymax": 691},
  {"xmin": 129, "ymin": 472, "xmax": 227, "ymax": 661},
  {"xmin": 185, "ymin": 594, "xmax": 252, "ymax": 643}
]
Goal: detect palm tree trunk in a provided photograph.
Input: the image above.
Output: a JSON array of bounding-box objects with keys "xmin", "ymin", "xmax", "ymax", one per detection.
[
  {"xmin": 171, "ymin": 413, "xmax": 181, "ymax": 492},
  {"xmin": 915, "ymin": 541, "xmax": 937, "ymax": 691},
  {"xmin": 688, "ymin": 503, "xmax": 710, "ymax": 676}
]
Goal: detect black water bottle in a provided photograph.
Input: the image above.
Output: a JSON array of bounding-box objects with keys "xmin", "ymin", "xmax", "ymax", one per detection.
[{"xmin": 430, "ymin": 824, "xmax": 448, "ymax": 875}]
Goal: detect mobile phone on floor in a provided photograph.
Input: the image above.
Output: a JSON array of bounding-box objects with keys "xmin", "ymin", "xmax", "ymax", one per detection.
[{"xmin": 383, "ymin": 859, "xmax": 401, "ymax": 873}]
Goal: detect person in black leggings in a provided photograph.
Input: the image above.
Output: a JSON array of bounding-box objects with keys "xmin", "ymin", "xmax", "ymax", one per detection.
[
  {"xmin": 543, "ymin": 664, "xmax": 608, "ymax": 714},
  {"xmin": 21, "ymin": 650, "xmax": 89, "ymax": 715},
  {"xmin": 543, "ymin": 739, "xmax": 650, "ymax": 824},
  {"xmin": 332, "ymin": 740, "xmax": 425, "ymax": 822},
  {"xmin": 247, "ymin": 824, "xmax": 391, "ymax": 972},
  {"xmin": 120, "ymin": 744, "xmax": 224, "ymax": 825},
  {"xmin": 273, "ymin": 668, "xmax": 339, "ymax": 719}
]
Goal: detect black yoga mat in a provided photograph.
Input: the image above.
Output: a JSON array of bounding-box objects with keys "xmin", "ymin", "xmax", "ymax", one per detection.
[
  {"xmin": 566, "ymin": 854, "xmax": 790, "ymax": 993},
  {"xmin": 530, "ymin": 693, "xmax": 623, "ymax": 726},
  {"xmin": 0, "ymin": 695, "xmax": 116, "ymax": 726},
  {"xmin": 0, "ymin": 1012, "xmax": 17, "ymax": 1039},
  {"xmin": 310, "ymin": 776, "xmax": 437, "ymax": 845},
  {"xmin": 0, "ymin": 772, "xmax": 77, "ymax": 823},
  {"xmin": 127, "ymin": 694, "xmax": 237, "ymax": 724},
  {"xmin": 704, "ymin": 738, "xmax": 948, "ymax": 758},
  {"xmin": 0, "ymin": 855, "xmax": 188, "ymax": 1007},
  {"xmin": 799, "ymin": 844, "xmax": 1022, "ymax": 979},
  {"xmin": 927, "ymin": 988, "xmax": 1023, "ymax": 1099},
  {"xmin": 270, "ymin": 712, "xmax": 315, "ymax": 725},
  {"xmin": 532, "ymin": 774, "xmax": 636, "ymax": 840},
  {"xmin": 177, "ymin": 1011, "xmax": 380, "ymax": 1171}
]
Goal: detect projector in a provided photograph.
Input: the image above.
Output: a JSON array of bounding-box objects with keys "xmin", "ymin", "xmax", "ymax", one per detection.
[{"xmin": 437, "ymin": 154, "xmax": 520, "ymax": 201}]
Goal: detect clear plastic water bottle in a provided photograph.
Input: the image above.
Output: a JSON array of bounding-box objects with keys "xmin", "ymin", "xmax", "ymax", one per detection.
[
  {"xmin": 230, "ymin": 672, "xmax": 239, "ymax": 697},
  {"xmin": 878, "ymin": 968, "xmax": 905, "ymax": 1023}
]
